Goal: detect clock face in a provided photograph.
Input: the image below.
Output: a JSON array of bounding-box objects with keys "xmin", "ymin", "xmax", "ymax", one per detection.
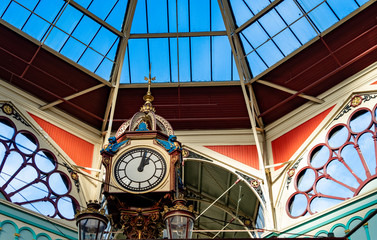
[{"xmin": 113, "ymin": 147, "xmax": 167, "ymax": 192}]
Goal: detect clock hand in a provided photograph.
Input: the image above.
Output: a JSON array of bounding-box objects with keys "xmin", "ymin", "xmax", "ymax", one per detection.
[{"xmin": 137, "ymin": 151, "xmax": 150, "ymax": 172}]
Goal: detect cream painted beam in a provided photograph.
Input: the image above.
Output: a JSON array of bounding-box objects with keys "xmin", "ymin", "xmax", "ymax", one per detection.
[
  {"xmin": 130, "ymin": 31, "xmax": 227, "ymax": 38},
  {"xmin": 256, "ymin": 79, "xmax": 324, "ymax": 104},
  {"xmin": 101, "ymin": 0, "xmax": 138, "ymax": 135},
  {"xmin": 39, "ymin": 84, "xmax": 106, "ymax": 111}
]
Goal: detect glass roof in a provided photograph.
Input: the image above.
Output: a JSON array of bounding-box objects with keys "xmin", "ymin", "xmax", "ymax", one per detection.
[{"xmin": 0, "ymin": 0, "xmax": 372, "ymax": 83}]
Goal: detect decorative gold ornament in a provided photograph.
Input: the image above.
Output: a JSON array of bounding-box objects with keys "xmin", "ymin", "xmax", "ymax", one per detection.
[
  {"xmin": 350, "ymin": 95, "xmax": 362, "ymax": 107},
  {"xmin": 141, "ymin": 68, "xmax": 156, "ymax": 113},
  {"xmin": 251, "ymin": 179, "xmax": 260, "ymax": 188},
  {"xmin": 287, "ymin": 168, "xmax": 295, "ymax": 178},
  {"xmin": 2, "ymin": 104, "xmax": 13, "ymax": 115}
]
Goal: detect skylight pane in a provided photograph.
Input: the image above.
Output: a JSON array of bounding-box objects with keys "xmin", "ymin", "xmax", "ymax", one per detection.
[
  {"xmin": 147, "ymin": 0, "xmax": 168, "ymax": 33},
  {"xmin": 232, "ymin": 57, "xmax": 239, "ymax": 80},
  {"xmin": 259, "ymin": 10, "xmax": 286, "ymax": 37},
  {"xmin": 327, "ymin": 0, "xmax": 358, "ymax": 19},
  {"xmin": 0, "ymin": 1, "xmax": 11, "ymax": 17},
  {"xmin": 243, "ymin": 0, "xmax": 270, "ymax": 15},
  {"xmin": 229, "ymin": 0, "xmax": 253, "ymax": 27},
  {"xmin": 273, "ymin": 28, "xmax": 301, "ymax": 56},
  {"xmin": 168, "ymin": 0, "xmax": 177, "ymax": 32},
  {"xmin": 128, "ymin": 39, "xmax": 149, "ymax": 83},
  {"xmin": 105, "ymin": 0, "xmax": 128, "ymax": 30},
  {"xmin": 16, "ymin": 0, "xmax": 39, "ymax": 10},
  {"xmin": 43, "ymin": 27, "xmax": 69, "ymax": 51},
  {"xmin": 95, "ymin": 58, "xmax": 113, "ymax": 80},
  {"xmin": 90, "ymin": 27, "xmax": 118, "ymax": 59},
  {"xmin": 356, "ymin": 0, "xmax": 369, "ymax": 5},
  {"xmin": 257, "ymin": 40, "xmax": 284, "ymax": 67},
  {"xmin": 131, "ymin": 0, "xmax": 147, "ymax": 33},
  {"xmin": 150, "ymin": 38, "xmax": 170, "ymax": 83},
  {"xmin": 290, "ymin": 18, "xmax": 317, "ymax": 44},
  {"xmin": 247, "ymin": 51, "xmax": 268, "ymax": 77},
  {"xmin": 60, "ymin": 38, "xmax": 86, "ymax": 62},
  {"xmin": 242, "ymin": 22, "xmax": 269, "ymax": 49},
  {"xmin": 170, "ymin": 37, "xmax": 191, "ymax": 82},
  {"xmin": 78, "ymin": 48, "xmax": 103, "ymax": 72},
  {"xmin": 22, "ymin": 14, "xmax": 50, "ymax": 41},
  {"xmin": 2, "ymin": 2, "xmax": 30, "ymax": 29},
  {"xmin": 107, "ymin": 38, "xmax": 120, "ymax": 61},
  {"xmin": 120, "ymin": 47, "xmax": 131, "ymax": 83},
  {"xmin": 177, "ymin": 0, "xmax": 189, "ymax": 32},
  {"xmin": 71, "ymin": 16, "xmax": 101, "ymax": 45},
  {"xmin": 191, "ymin": 37, "xmax": 210, "ymax": 81},
  {"xmin": 34, "ymin": 0, "xmax": 64, "ymax": 23},
  {"xmin": 240, "ymin": 33, "xmax": 254, "ymax": 55},
  {"xmin": 211, "ymin": 0, "xmax": 225, "ymax": 31},
  {"xmin": 275, "ymin": 0, "xmax": 302, "ymax": 25},
  {"xmin": 212, "ymin": 36, "xmax": 231, "ymax": 81},
  {"xmin": 306, "ymin": 2, "xmax": 339, "ymax": 32},
  {"xmin": 87, "ymin": 0, "xmax": 117, "ymax": 20},
  {"xmin": 55, "ymin": 5, "xmax": 83, "ymax": 35},
  {"xmin": 190, "ymin": 0, "xmax": 210, "ymax": 32}
]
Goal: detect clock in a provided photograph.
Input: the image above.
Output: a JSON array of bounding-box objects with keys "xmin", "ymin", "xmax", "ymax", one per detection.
[{"xmin": 113, "ymin": 147, "xmax": 167, "ymax": 193}]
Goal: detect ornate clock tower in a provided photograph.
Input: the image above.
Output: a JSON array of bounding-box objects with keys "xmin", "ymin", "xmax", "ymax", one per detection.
[{"xmin": 100, "ymin": 75, "xmax": 183, "ymax": 239}]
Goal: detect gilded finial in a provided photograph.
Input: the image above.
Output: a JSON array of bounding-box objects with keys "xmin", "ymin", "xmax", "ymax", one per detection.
[{"xmin": 141, "ymin": 65, "xmax": 156, "ymax": 113}]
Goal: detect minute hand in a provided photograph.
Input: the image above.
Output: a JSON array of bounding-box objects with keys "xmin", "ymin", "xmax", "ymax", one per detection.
[{"xmin": 137, "ymin": 151, "xmax": 149, "ymax": 172}]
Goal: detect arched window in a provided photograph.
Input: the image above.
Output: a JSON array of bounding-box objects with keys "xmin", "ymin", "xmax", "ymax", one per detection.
[
  {"xmin": 0, "ymin": 104, "xmax": 80, "ymax": 221},
  {"xmin": 287, "ymin": 97, "xmax": 377, "ymax": 218}
]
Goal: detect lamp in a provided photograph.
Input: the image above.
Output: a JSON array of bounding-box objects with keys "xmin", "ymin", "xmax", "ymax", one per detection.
[
  {"xmin": 75, "ymin": 202, "xmax": 108, "ymax": 240},
  {"xmin": 162, "ymin": 199, "xmax": 195, "ymax": 239}
]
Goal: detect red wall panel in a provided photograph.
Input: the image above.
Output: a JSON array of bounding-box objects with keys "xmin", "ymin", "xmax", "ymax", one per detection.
[
  {"xmin": 205, "ymin": 145, "xmax": 259, "ymax": 169},
  {"xmin": 271, "ymin": 106, "xmax": 334, "ymax": 170},
  {"xmin": 29, "ymin": 113, "xmax": 94, "ymax": 168}
]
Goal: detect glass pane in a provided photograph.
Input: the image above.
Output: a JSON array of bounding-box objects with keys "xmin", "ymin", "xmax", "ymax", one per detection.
[
  {"xmin": 131, "ymin": 0, "xmax": 147, "ymax": 33},
  {"xmin": 90, "ymin": 27, "xmax": 118, "ymax": 58},
  {"xmin": 191, "ymin": 37, "xmax": 210, "ymax": 81},
  {"xmin": 296, "ymin": 168, "xmax": 316, "ymax": 192},
  {"xmin": 341, "ymin": 144, "xmax": 367, "ymax": 181},
  {"xmin": 128, "ymin": 39, "xmax": 149, "ymax": 83},
  {"xmin": 71, "ymin": 16, "xmax": 101, "ymax": 46},
  {"xmin": 22, "ymin": 14, "xmax": 50, "ymax": 41},
  {"xmin": 177, "ymin": 0, "xmax": 189, "ymax": 32},
  {"xmin": 48, "ymin": 172, "xmax": 70, "ymax": 195},
  {"xmin": 43, "ymin": 27, "xmax": 69, "ymax": 51},
  {"xmin": 212, "ymin": 36, "xmax": 231, "ymax": 81},
  {"xmin": 306, "ymin": 2, "xmax": 339, "ymax": 32},
  {"xmin": 190, "ymin": 0, "xmax": 210, "ymax": 32},
  {"xmin": 288, "ymin": 193, "xmax": 308, "ymax": 217},
  {"xmin": 247, "ymin": 51, "xmax": 267, "ymax": 77},
  {"xmin": 327, "ymin": 0, "xmax": 358, "ymax": 19},
  {"xmin": 316, "ymin": 177, "xmax": 354, "ymax": 198},
  {"xmin": 349, "ymin": 109, "xmax": 372, "ymax": 133},
  {"xmin": 150, "ymin": 38, "xmax": 170, "ymax": 82},
  {"xmin": 358, "ymin": 132, "xmax": 376, "ymax": 175},
  {"xmin": 34, "ymin": 150, "xmax": 57, "ymax": 173},
  {"xmin": 60, "ymin": 37, "xmax": 87, "ymax": 62},
  {"xmin": 273, "ymin": 28, "xmax": 301, "ymax": 56},
  {"xmin": 120, "ymin": 46, "xmax": 131, "ymax": 84},
  {"xmin": 310, "ymin": 197, "xmax": 342, "ymax": 214},
  {"xmin": 15, "ymin": 132, "xmax": 38, "ymax": 155},
  {"xmin": 2, "ymin": 2, "xmax": 30, "ymax": 29},
  {"xmin": 57, "ymin": 196, "xmax": 77, "ymax": 220},
  {"xmin": 211, "ymin": 0, "xmax": 225, "ymax": 31},
  {"xmin": 259, "ymin": 10, "xmax": 286, "ymax": 37},
  {"xmin": 256, "ymin": 40, "xmax": 284, "ymax": 67},
  {"xmin": 105, "ymin": 0, "xmax": 128, "ymax": 30},
  {"xmin": 310, "ymin": 144, "xmax": 330, "ymax": 169},
  {"xmin": 0, "ymin": 118, "xmax": 15, "ymax": 141},
  {"xmin": 147, "ymin": 0, "xmax": 168, "ymax": 33},
  {"xmin": 327, "ymin": 125, "xmax": 349, "ymax": 149},
  {"xmin": 78, "ymin": 48, "xmax": 104, "ymax": 72},
  {"xmin": 326, "ymin": 159, "xmax": 359, "ymax": 189},
  {"xmin": 229, "ymin": 0, "xmax": 253, "ymax": 27}
]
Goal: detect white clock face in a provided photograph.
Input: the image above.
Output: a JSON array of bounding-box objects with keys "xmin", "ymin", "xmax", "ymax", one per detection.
[{"xmin": 114, "ymin": 148, "xmax": 167, "ymax": 192}]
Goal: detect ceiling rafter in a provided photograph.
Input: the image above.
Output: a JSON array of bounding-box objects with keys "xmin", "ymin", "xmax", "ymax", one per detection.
[
  {"xmin": 39, "ymin": 84, "xmax": 107, "ymax": 111},
  {"xmin": 101, "ymin": 0, "xmax": 138, "ymax": 135},
  {"xmin": 254, "ymin": 79, "xmax": 324, "ymax": 104}
]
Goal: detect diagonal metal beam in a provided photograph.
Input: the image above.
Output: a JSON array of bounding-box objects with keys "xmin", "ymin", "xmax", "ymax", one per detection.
[
  {"xmin": 64, "ymin": 0, "xmax": 123, "ymax": 37},
  {"xmin": 255, "ymin": 79, "xmax": 324, "ymax": 104},
  {"xmin": 39, "ymin": 84, "xmax": 107, "ymax": 110},
  {"xmin": 217, "ymin": 0, "xmax": 264, "ymax": 129},
  {"xmin": 101, "ymin": 0, "xmax": 138, "ymax": 135},
  {"xmin": 235, "ymin": 0, "xmax": 284, "ymax": 34}
]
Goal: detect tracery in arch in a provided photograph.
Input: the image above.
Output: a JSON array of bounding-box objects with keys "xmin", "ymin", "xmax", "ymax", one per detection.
[
  {"xmin": 287, "ymin": 98, "xmax": 377, "ymax": 218},
  {"xmin": 0, "ymin": 104, "xmax": 80, "ymax": 221}
]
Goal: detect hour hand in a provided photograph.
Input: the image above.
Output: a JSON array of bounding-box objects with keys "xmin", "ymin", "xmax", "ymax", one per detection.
[{"xmin": 137, "ymin": 151, "xmax": 149, "ymax": 172}]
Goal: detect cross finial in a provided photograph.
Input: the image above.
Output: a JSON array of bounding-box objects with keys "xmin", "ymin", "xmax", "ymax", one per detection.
[
  {"xmin": 141, "ymin": 65, "xmax": 156, "ymax": 113},
  {"xmin": 144, "ymin": 65, "xmax": 156, "ymax": 94}
]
